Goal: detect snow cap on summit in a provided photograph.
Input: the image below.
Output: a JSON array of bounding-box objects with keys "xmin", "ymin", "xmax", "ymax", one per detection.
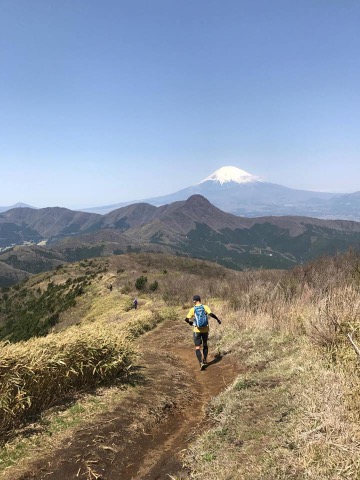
[{"xmin": 200, "ymin": 166, "xmax": 262, "ymax": 185}]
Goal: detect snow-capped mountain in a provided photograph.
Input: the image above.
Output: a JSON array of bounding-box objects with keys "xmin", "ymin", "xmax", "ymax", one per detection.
[
  {"xmin": 85, "ymin": 166, "xmax": 347, "ymax": 219},
  {"xmin": 200, "ymin": 166, "xmax": 262, "ymax": 185}
]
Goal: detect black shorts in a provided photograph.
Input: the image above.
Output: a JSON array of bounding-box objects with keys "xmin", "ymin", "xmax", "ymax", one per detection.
[{"xmin": 193, "ymin": 331, "xmax": 208, "ymax": 346}]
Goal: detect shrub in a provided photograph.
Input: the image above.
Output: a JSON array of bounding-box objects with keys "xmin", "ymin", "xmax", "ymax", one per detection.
[
  {"xmin": 149, "ymin": 280, "xmax": 159, "ymax": 292},
  {"xmin": 135, "ymin": 276, "xmax": 148, "ymax": 291}
]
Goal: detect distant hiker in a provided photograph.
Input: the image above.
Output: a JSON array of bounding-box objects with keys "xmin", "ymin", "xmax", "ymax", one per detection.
[
  {"xmin": 109, "ymin": 284, "xmax": 113, "ymax": 292},
  {"xmin": 133, "ymin": 298, "xmax": 138, "ymax": 310},
  {"xmin": 184, "ymin": 295, "xmax": 221, "ymax": 370}
]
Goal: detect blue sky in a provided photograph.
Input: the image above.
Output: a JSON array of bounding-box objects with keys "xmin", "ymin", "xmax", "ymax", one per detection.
[{"xmin": 1, "ymin": 0, "xmax": 359, "ymax": 208}]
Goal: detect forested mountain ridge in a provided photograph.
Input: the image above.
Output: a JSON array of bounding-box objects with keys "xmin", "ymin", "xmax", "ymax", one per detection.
[{"xmin": 1, "ymin": 195, "xmax": 360, "ymax": 286}]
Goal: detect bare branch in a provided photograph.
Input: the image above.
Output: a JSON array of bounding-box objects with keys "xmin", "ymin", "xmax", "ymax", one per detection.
[{"xmin": 347, "ymin": 332, "xmax": 360, "ymax": 359}]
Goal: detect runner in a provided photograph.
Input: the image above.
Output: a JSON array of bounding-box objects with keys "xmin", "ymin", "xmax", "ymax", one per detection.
[{"xmin": 184, "ymin": 295, "xmax": 222, "ymax": 370}]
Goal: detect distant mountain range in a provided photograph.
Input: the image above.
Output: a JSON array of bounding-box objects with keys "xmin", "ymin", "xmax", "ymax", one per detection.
[
  {"xmin": 82, "ymin": 166, "xmax": 359, "ymax": 220},
  {"xmin": 1, "ymin": 194, "xmax": 360, "ymax": 287},
  {"xmin": 0, "ymin": 202, "xmax": 35, "ymax": 213},
  {"xmin": 2, "ymin": 166, "xmax": 359, "ymax": 221}
]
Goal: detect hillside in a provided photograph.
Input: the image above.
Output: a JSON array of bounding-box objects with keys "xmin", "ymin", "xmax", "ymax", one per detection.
[
  {"xmin": 2, "ymin": 251, "xmax": 360, "ymax": 479},
  {"xmin": 2, "ymin": 195, "xmax": 360, "ymax": 286},
  {"xmin": 0, "ymin": 253, "xmax": 230, "ymax": 342},
  {"xmin": 0, "ymin": 262, "xmax": 29, "ymax": 288},
  {"xmin": 0, "ymin": 207, "xmax": 101, "ymax": 243}
]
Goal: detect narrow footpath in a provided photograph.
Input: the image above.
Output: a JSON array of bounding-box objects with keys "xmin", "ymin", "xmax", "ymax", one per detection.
[{"xmin": 12, "ymin": 320, "xmax": 239, "ymax": 480}]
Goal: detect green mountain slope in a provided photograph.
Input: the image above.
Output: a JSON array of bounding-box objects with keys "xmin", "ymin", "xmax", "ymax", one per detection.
[{"xmin": 2, "ymin": 195, "xmax": 360, "ymax": 286}]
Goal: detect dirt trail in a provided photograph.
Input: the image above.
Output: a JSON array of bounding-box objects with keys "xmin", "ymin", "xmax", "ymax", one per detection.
[{"xmin": 13, "ymin": 321, "xmax": 239, "ymax": 480}]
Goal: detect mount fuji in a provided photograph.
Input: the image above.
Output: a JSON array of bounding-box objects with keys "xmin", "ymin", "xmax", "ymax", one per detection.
[{"xmin": 85, "ymin": 166, "xmax": 351, "ymax": 219}]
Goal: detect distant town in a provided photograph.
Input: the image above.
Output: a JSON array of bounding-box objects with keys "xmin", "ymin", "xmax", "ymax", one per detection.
[{"xmin": 0, "ymin": 240, "xmax": 47, "ymax": 253}]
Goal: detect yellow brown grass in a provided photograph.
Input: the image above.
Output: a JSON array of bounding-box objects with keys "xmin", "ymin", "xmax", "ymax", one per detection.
[
  {"xmin": 183, "ymin": 251, "xmax": 360, "ymax": 479},
  {"xmin": 0, "ymin": 297, "xmax": 174, "ymax": 442},
  {"xmin": 0, "ymin": 323, "xmax": 134, "ymax": 439},
  {"xmin": 3, "ymin": 251, "xmax": 360, "ymax": 477}
]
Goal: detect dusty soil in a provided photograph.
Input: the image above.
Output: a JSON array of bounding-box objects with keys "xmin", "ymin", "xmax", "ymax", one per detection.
[{"xmin": 11, "ymin": 320, "xmax": 239, "ymax": 480}]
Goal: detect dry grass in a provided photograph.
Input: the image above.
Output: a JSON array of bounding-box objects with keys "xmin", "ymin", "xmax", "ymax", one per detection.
[
  {"xmin": 0, "ymin": 384, "xmax": 129, "ymax": 473},
  {"xmin": 184, "ymin": 329, "xmax": 299, "ymax": 480},
  {"xmin": 1, "ymin": 253, "xmax": 222, "ymax": 445},
  {"xmin": 0, "ymin": 283, "xmax": 174, "ymax": 444},
  {"xmin": 3, "ymin": 251, "xmax": 360, "ymax": 478},
  {"xmin": 181, "ymin": 251, "xmax": 360, "ymax": 479},
  {"xmin": 0, "ymin": 323, "xmax": 134, "ymax": 439},
  {"xmin": 286, "ymin": 351, "xmax": 360, "ymax": 479}
]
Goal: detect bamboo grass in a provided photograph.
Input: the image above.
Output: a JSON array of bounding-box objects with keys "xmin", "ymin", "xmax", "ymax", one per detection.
[{"xmin": 0, "ymin": 324, "xmax": 134, "ymax": 437}]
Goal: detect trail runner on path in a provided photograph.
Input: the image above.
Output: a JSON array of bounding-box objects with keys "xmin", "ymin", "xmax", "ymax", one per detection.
[{"xmin": 184, "ymin": 295, "xmax": 222, "ymax": 370}]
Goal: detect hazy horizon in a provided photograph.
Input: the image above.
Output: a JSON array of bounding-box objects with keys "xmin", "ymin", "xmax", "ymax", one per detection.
[{"xmin": 1, "ymin": 164, "xmax": 356, "ymax": 211}]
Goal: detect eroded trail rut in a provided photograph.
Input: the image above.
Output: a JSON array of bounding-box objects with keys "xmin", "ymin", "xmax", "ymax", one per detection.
[{"xmin": 16, "ymin": 321, "xmax": 239, "ymax": 480}]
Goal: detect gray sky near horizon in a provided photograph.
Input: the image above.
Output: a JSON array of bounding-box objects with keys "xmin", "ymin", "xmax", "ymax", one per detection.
[{"xmin": 1, "ymin": 0, "xmax": 360, "ymax": 209}]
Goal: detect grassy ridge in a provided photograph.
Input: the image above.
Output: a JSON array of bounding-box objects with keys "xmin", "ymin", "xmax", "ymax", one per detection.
[
  {"xmin": 3, "ymin": 250, "xmax": 360, "ymax": 478},
  {"xmin": 0, "ymin": 253, "xmax": 186, "ymax": 441},
  {"xmin": 0, "ymin": 252, "xmax": 285, "ymax": 444}
]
